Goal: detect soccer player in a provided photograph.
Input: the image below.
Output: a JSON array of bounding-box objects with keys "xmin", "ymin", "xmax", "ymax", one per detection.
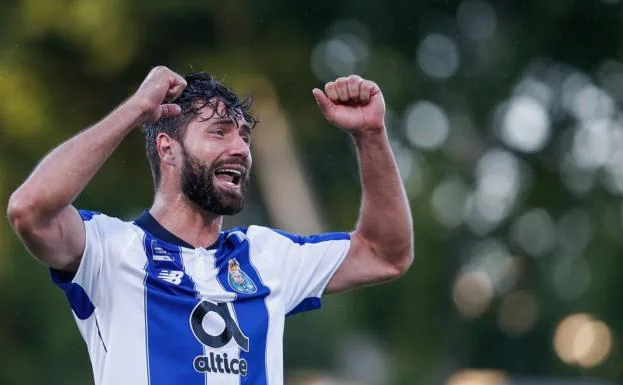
[{"xmin": 7, "ymin": 66, "xmax": 413, "ymax": 385}]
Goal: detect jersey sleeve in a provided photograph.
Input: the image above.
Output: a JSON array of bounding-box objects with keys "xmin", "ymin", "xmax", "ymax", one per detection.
[
  {"xmin": 247, "ymin": 226, "xmax": 351, "ymax": 317},
  {"xmin": 49, "ymin": 210, "xmax": 127, "ymax": 320}
]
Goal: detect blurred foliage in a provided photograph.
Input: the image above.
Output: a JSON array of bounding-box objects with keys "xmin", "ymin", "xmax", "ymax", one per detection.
[{"xmin": 2, "ymin": 0, "xmax": 623, "ymax": 384}]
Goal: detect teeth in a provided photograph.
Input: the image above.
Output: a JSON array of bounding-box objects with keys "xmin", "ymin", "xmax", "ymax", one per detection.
[{"xmin": 219, "ymin": 168, "xmax": 242, "ymax": 176}]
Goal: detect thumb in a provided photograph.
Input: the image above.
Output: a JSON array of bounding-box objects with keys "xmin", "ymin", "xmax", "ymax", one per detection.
[
  {"xmin": 312, "ymin": 88, "xmax": 333, "ymax": 114},
  {"xmin": 160, "ymin": 104, "xmax": 182, "ymax": 118}
]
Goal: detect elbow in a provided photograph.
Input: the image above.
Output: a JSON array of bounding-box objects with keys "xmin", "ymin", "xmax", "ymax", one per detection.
[
  {"xmin": 373, "ymin": 239, "xmax": 413, "ymax": 282},
  {"xmin": 7, "ymin": 192, "xmax": 39, "ymax": 233},
  {"xmin": 356, "ymin": 231, "xmax": 414, "ymax": 281},
  {"xmin": 392, "ymin": 230, "xmax": 415, "ymax": 278},
  {"xmin": 388, "ymin": 245, "xmax": 414, "ymax": 279}
]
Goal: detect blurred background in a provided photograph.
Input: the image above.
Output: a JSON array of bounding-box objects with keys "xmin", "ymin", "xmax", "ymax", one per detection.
[{"xmin": 1, "ymin": 0, "xmax": 623, "ymax": 384}]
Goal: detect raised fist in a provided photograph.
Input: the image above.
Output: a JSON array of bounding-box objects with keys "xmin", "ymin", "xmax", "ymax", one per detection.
[
  {"xmin": 132, "ymin": 66, "xmax": 187, "ymax": 124},
  {"xmin": 312, "ymin": 75, "xmax": 385, "ymax": 135}
]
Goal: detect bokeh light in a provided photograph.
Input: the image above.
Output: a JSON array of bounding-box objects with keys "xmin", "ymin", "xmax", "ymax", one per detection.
[
  {"xmin": 571, "ymin": 120, "xmax": 612, "ymax": 170},
  {"xmin": 453, "ymin": 271, "xmax": 494, "ymax": 318},
  {"xmin": 464, "ymin": 150, "xmax": 522, "ymax": 234},
  {"xmin": 447, "ymin": 370, "xmax": 508, "ymax": 385},
  {"xmin": 510, "ymin": 208, "xmax": 556, "ymax": 257},
  {"xmin": 464, "ymin": 239, "xmax": 520, "ymax": 294},
  {"xmin": 404, "ymin": 101, "xmax": 450, "ymax": 150},
  {"xmin": 311, "ymin": 20, "xmax": 370, "ymax": 81},
  {"xmin": 499, "ymin": 95, "xmax": 551, "ymax": 153},
  {"xmin": 431, "ymin": 177, "xmax": 470, "ymax": 228},
  {"xmin": 554, "ymin": 314, "xmax": 613, "ymax": 368},
  {"xmin": 416, "ymin": 33, "xmax": 460, "ymax": 79}
]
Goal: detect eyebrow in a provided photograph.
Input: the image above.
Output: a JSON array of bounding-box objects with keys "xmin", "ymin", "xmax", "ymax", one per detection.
[{"xmin": 212, "ymin": 117, "xmax": 252, "ymax": 132}]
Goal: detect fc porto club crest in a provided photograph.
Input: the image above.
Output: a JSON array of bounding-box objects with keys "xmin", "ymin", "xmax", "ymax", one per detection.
[{"xmin": 227, "ymin": 259, "xmax": 257, "ymax": 294}]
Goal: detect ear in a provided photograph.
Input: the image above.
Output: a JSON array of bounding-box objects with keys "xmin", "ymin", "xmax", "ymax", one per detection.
[{"xmin": 156, "ymin": 133, "xmax": 179, "ymax": 166}]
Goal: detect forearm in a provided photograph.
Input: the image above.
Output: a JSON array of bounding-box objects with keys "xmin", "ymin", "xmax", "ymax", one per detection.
[
  {"xmin": 352, "ymin": 129, "xmax": 413, "ymax": 267},
  {"xmin": 9, "ymin": 99, "xmax": 144, "ymax": 224}
]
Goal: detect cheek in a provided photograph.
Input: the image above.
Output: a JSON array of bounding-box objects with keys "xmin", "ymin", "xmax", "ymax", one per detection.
[
  {"xmin": 204, "ymin": 151, "xmax": 222, "ymax": 169},
  {"xmin": 186, "ymin": 143, "xmax": 220, "ymax": 164}
]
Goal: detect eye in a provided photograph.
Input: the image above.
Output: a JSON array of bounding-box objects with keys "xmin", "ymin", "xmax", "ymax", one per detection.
[
  {"xmin": 242, "ymin": 134, "xmax": 251, "ymax": 145},
  {"xmin": 213, "ymin": 129, "xmax": 225, "ymax": 137}
]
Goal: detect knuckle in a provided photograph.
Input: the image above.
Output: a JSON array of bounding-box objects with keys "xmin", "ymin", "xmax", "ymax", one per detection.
[{"xmin": 153, "ymin": 65, "xmax": 168, "ymax": 74}]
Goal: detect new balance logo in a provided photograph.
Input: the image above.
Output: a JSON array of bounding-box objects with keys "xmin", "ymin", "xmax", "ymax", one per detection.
[{"xmin": 157, "ymin": 270, "xmax": 184, "ymax": 285}]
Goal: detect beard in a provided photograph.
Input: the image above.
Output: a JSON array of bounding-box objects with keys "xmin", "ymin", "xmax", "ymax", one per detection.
[{"xmin": 180, "ymin": 147, "xmax": 249, "ymax": 216}]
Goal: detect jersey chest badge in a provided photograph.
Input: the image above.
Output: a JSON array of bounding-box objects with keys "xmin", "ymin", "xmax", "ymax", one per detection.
[{"xmin": 227, "ymin": 258, "xmax": 257, "ymax": 294}]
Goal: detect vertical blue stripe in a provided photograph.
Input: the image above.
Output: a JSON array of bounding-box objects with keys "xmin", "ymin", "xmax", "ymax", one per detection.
[
  {"xmin": 143, "ymin": 234, "xmax": 204, "ymax": 385},
  {"xmin": 215, "ymin": 229, "xmax": 270, "ymax": 385}
]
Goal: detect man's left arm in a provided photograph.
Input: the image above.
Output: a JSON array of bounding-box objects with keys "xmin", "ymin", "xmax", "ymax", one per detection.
[{"xmin": 312, "ymin": 75, "xmax": 414, "ymax": 294}]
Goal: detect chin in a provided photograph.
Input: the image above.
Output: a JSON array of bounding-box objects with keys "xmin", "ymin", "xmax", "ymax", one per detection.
[
  {"xmin": 216, "ymin": 207, "xmax": 244, "ymax": 216},
  {"xmin": 196, "ymin": 194, "xmax": 246, "ymax": 216},
  {"xmin": 182, "ymin": 175, "xmax": 248, "ymax": 216},
  {"xmin": 214, "ymin": 186, "xmax": 246, "ymax": 215},
  {"xmin": 209, "ymin": 203, "xmax": 245, "ymax": 216}
]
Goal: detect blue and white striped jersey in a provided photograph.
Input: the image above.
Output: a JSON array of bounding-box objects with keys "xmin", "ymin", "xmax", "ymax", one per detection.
[{"xmin": 50, "ymin": 210, "xmax": 351, "ymax": 385}]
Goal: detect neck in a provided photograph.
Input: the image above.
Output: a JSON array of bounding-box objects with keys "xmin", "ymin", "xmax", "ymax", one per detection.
[{"xmin": 150, "ymin": 191, "xmax": 223, "ymax": 248}]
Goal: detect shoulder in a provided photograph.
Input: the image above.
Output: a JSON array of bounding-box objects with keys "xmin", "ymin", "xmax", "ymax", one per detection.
[
  {"xmin": 78, "ymin": 209, "xmax": 139, "ymax": 237},
  {"xmin": 245, "ymin": 225, "xmax": 351, "ymax": 246},
  {"xmin": 244, "ymin": 225, "xmax": 289, "ymax": 243}
]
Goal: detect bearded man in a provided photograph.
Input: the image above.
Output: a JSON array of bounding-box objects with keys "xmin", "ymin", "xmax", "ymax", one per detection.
[{"xmin": 7, "ymin": 66, "xmax": 413, "ymax": 385}]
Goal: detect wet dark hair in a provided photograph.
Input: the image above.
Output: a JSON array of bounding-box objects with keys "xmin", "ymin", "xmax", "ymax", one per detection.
[{"xmin": 143, "ymin": 72, "xmax": 257, "ymax": 187}]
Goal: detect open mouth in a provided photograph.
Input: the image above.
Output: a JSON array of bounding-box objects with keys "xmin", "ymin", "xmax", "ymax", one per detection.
[{"xmin": 214, "ymin": 166, "xmax": 245, "ymax": 187}]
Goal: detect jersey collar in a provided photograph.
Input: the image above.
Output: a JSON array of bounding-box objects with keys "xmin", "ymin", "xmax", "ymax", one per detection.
[{"xmin": 134, "ymin": 210, "xmax": 222, "ymax": 250}]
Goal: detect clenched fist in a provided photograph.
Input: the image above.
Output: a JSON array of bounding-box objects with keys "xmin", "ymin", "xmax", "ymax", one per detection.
[
  {"xmin": 132, "ymin": 66, "xmax": 188, "ymax": 124},
  {"xmin": 312, "ymin": 75, "xmax": 385, "ymax": 135}
]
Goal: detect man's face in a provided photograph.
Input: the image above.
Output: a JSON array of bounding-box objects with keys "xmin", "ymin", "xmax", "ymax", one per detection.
[{"xmin": 178, "ymin": 102, "xmax": 253, "ymax": 215}]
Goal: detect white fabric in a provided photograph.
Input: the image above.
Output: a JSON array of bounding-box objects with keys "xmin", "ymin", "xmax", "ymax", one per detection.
[{"xmin": 54, "ymin": 212, "xmax": 351, "ymax": 385}]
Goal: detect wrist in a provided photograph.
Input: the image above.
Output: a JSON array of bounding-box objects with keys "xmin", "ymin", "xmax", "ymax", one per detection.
[
  {"xmin": 351, "ymin": 126, "xmax": 388, "ymax": 144},
  {"xmin": 123, "ymin": 95, "xmax": 154, "ymax": 126}
]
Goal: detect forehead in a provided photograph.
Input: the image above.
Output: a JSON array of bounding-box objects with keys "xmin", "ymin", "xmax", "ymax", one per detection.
[{"xmin": 190, "ymin": 98, "xmax": 250, "ymax": 127}]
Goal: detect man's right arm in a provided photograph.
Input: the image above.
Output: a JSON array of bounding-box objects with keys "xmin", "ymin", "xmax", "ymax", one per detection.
[{"xmin": 6, "ymin": 66, "xmax": 186, "ymax": 272}]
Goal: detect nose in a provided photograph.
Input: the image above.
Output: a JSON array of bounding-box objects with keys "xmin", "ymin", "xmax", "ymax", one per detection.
[{"xmin": 227, "ymin": 132, "xmax": 251, "ymax": 161}]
